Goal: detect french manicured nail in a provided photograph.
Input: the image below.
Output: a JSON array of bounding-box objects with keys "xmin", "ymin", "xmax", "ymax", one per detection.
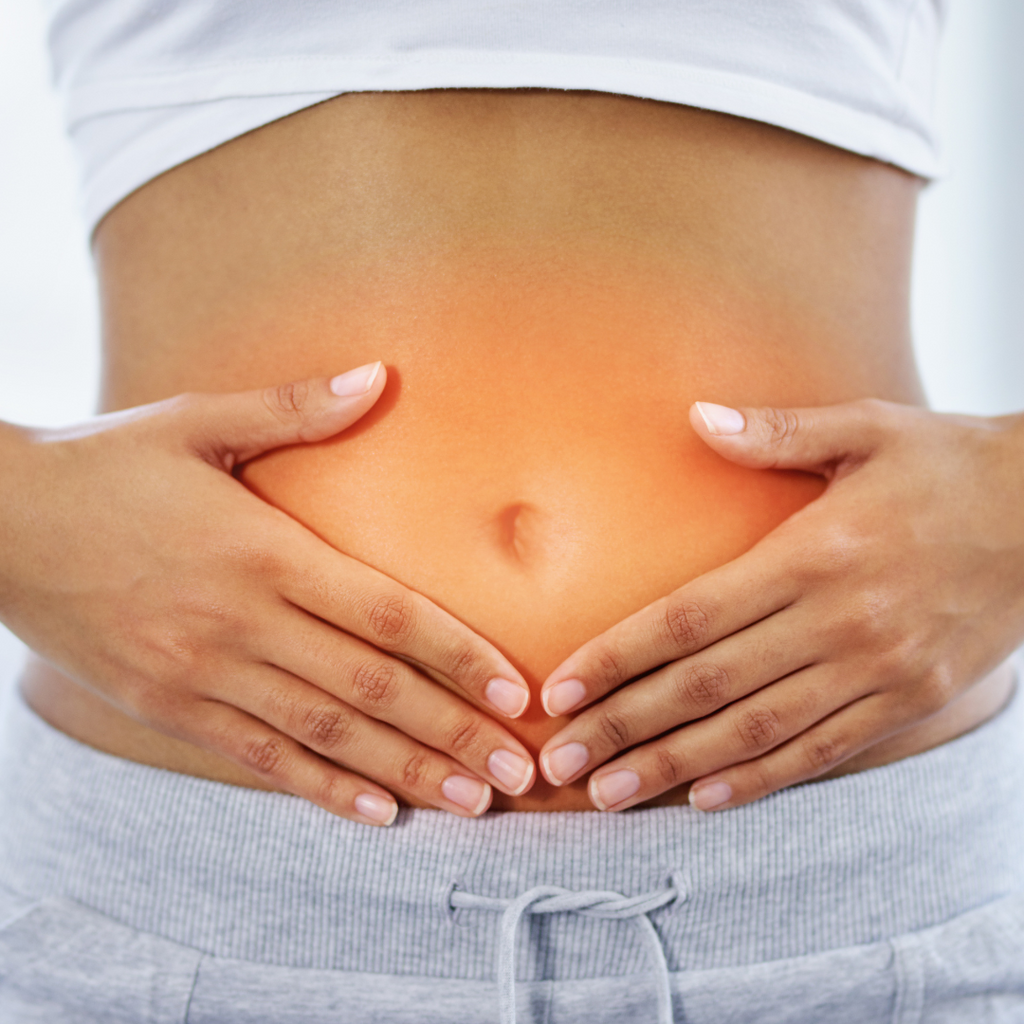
[
  {"xmin": 689, "ymin": 781, "xmax": 732, "ymax": 811},
  {"xmin": 442, "ymin": 775, "xmax": 491, "ymax": 815},
  {"xmin": 695, "ymin": 402, "xmax": 745, "ymax": 436},
  {"xmin": 543, "ymin": 679, "xmax": 587, "ymax": 716},
  {"xmin": 330, "ymin": 361, "xmax": 382, "ymax": 397},
  {"xmin": 485, "ymin": 677, "xmax": 530, "ymax": 718},
  {"xmin": 487, "ymin": 749, "xmax": 533, "ymax": 795},
  {"xmin": 354, "ymin": 793, "xmax": 398, "ymax": 826},
  {"xmin": 591, "ymin": 769, "xmax": 641, "ymax": 810},
  {"xmin": 542, "ymin": 742, "xmax": 590, "ymax": 785}
]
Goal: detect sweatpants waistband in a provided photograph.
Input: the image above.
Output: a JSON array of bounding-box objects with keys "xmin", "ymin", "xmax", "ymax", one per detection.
[{"xmin": 1, "ymin": 681, "xmax": 1023, "ymax": 982}]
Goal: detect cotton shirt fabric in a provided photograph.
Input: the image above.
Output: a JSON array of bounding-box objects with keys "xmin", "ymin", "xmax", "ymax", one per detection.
[{"xmin": 43, "ymin": 0, "xmax": 948, "ymax": 233}]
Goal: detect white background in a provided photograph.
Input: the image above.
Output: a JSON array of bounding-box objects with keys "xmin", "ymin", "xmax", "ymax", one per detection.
[{"xmin": 1, "ymin": 0, "xmax": 1023, "ymax": 688}]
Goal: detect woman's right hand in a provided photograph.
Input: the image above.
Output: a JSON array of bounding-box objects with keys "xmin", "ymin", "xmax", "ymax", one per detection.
[{"xmin": 0, "ymin": 363, "xmax": 536, "ymax": 825}]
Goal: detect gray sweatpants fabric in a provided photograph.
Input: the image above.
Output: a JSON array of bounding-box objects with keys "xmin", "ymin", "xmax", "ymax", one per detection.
[{"xmin": 1, "ymin": 681, "xmax": 1024, "ymax": 1023}]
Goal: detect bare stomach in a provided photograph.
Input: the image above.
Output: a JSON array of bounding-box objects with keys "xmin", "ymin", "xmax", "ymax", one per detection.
[{"xmin": 22, "ymin": 90, "xmax": 1015, "ymax": 810}]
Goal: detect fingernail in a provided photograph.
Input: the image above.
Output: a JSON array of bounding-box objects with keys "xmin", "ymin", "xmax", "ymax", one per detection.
[
  {"xmin": 591, "ymin": 769, "xmax": 640, "ymax": 810},
  {"xmin": 442, "ymin": 775, "xmax": 491, "ymax": 815},
  {"xmin": 330, "ymin": 361, "xmax": 382, "ymax": 398},
  {"xmin": 541, "ymin": 742, "xmax": 590, "ymax": 785},
  {"xmin": 695, "ymin": 402, "xmax": 745, "ymax": 436},
  {"xmin": 354, "ymin": 793, "xmax": 398, "ymax": 826},
  {"xmin": 689, "ymin": 780, "xmax": 732, "ymax": 811},
  {"xmin": 487, "ymin": 749, "xmax": 533, "ymax": 795},
  {"xmin": 485, "ymin": 677, "xmax": 530, "ymax": 718},
  {"xmin": 543, "ymin": 679, "xmax": 587, "ymax": 716}
]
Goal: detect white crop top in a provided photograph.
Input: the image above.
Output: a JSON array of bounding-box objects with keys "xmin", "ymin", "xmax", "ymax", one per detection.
[{"xmin": 45, "ymin": 0, "xmax": 948, "ymax": 234}]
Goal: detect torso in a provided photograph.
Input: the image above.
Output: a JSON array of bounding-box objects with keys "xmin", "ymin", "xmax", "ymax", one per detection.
[{"xmin": 23, "ymin": 90, "xmax": 1014, "ymax": 810}]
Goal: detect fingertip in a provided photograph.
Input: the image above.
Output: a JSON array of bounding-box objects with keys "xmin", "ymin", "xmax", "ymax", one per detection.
[
  {"xmin": 589, "ymin": 768, "xmax": 641, "ymax": 811},
  {"xmin": 328, "ymin": 361, "xmax": 384, "ymax": 399},
  {"xmin": 540, "ymin": 741, "xmax": 590, "ymax": 787},
  {"xmin": 538, "ymin": 749, "xmax": 559, "ymax": 787},
  {"xmin": 688, "ymin": 779, "xmax": 733, "ymax": 811},
  {"xmin": 692, "ymin": 402, "xmax": 746, "ymax": 437},
  {"xmin": 442, "ymin": 775, "xmax": 492, "ymax": 817},
  {"xmin": 542, "ymin": 678, "xmax": 587, "ymax": 717},
  {"xmin": 354, "ymin": 792, "xmax": 399, "ymax": 826},
  {"xmin": 487, "ymin": 748, "xmax": 535, "ymax": 796},
  {"xmin": 688, "ymin": 402, "xmax": 709, "ymax": 436},
  {"xmin": 484, "ymin": 677, "xmax": 531, "ymax": 718}
]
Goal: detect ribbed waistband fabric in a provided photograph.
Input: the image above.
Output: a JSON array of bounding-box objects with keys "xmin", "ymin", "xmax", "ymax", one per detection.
[{"xmin": 1, "ymin": 681, "xmax": 1023, "ymax": 981}]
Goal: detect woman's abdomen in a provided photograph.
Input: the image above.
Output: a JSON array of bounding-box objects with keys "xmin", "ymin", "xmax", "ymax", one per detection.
[
  {"xmin": 55, "ymin": 89, "xmax": 964, "ymax": 809},
  {"xmin": 239, "ymin": 252, "xmax": 832, "ymax": 746}
]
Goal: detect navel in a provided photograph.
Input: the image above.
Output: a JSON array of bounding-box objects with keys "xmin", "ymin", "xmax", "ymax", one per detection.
[{"xmin": 495, "ymin": 502, "xmax": 537, "ymax": 564}]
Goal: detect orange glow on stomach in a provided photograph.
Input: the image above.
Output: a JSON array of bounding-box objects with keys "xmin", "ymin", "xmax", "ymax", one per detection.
[{"xmin": 240, "ymin": 251, "xmax": 827, "ymax": 784}]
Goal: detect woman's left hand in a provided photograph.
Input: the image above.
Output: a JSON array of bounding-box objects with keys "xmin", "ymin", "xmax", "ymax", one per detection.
[{"xmin": 537, "ymin": 398, "xmax": 1024, "ymax": 811}]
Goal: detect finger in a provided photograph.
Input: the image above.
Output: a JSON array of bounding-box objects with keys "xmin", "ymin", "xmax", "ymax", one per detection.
[
  {"xmin": 265, "ymin": 610, "xmax": 535, "ymax": 796},
  {"xmin": 686, "ymin": 693, "xmax": 904, "ymax": 811},
  {"xmin": 584, "ymin": 675, "xmax": 884, "ymax": 812},
  {"xmin": 541, "ymin": 545, "xmax": 798, "ymax": 716},
  {"xmin": 539, "ymin": 611, "xmax": 813, "ymax": 786},
  {"xmin": 189, "ymin": 699, "xmax": 401, "ymax": 826},
  {"xmin": 689, "ymin": 398, "xmax": 893, "ymax": 474},
  {"xmin": 177, "ymin": 363, "xmax": 387, "ymax": 470},
  {"xmin": 280, "ymin": 540, "xmax": 531, "ymax": 718},
  {"xmin": 232, "ymin": 665, "xmax": 494, "ymax": 817}
]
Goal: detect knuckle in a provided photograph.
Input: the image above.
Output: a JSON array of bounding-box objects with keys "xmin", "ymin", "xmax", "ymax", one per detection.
[
  {"xmin": 804, "ymin": 733, "xmax": 845, "ymax": 774},
  {"xmin": 351, "ymin": 658, "xmax": 399, "ymax": 711},
  {"xmin": 853, "ymin": 397, "xmax": 896, "ymax": 432},
  {"xmin": 798, "ymin": 524, "xmax": 864, "ymax": 581},
  {"xmin": 160, "ymin": 391, "xmax": 202, "ymax": 425},
  {"xmin": 236, "ymin": 542, "xmax": 284, "ymax": 580},
  {"xmin": 913, "ymin": 663, "xmax": 954, "ymax": 714},
  {"xmin": 663, "ymin": 599, "xmax": 712, "ymax": 652},
  {"xmin": 746, "ymin": 761, "xmax": 776, "ymax": 799},
  {"xmin": 761, "ymin": 407, "xmax": 801, "ymax": 449},
  {"xmin": 654, "ymin": 747, "xmax": 687, "ymax": 788},
  {"xmin": 597, "ymin": 708, "xmax": 634, "ymax": 750},
  {"xmin": 443, "ymin": 715, "xmax": 484, "ymax": 757},
  {"xmin": 363, "ymin": 593, "xmax": 414, "ymax": 648},
  {"xmin": 263, "ymin": 379, "xmax": 311, "ymax": 421},
  {"xmin": 872, "ymin": 639, "xmax": 920, "ymax": 689},
  {"xmin": 591, "ymin": 645, "xmax": 630, "ymax": 691},
  {"xmin": 821, "ymin": 524, "xmax": 864, "ymax": 570},
  {"xmin": 445, "ymin": 642, "xmax": 483, "ymax": 685},
  {"xmin": 240, "ymin": 735, "xmax": 289, "ymax": 778},
  {"xmin": 302, "ymin": 703, "xmax": 355, "ymax": 751},
  {"xmin": 735, "ymin": 705, "xmax": 783, "ymax": 753},
  {"xmin": 823, "ymin": 588, "xmax": 893, "ymax": 651},
  {"xmin": 399, "ymin": 750, "xmax": 432, "ymax": 791},
  {"xmin": 675, "ymin": 661, "xmax": 730, "ymax": 711},
  {"xmin": 129, "ymin": 602, "xmax": 239, "ymax": 681},
  {"xmin": 141, "ymin": 625, "xmax": 202, "ymax": 677},
  {"xmin": 848, "ymin": 591, "xmax": 895, "ymax": 647},
  {"xmin": 310, "ymin": 771, "xmax": 346, "ymax": 811}
]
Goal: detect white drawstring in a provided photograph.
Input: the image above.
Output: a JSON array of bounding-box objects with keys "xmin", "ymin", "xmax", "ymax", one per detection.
[{"xmin": 450, "ymin": 881, "xmax": 680, "ymax": 1024}]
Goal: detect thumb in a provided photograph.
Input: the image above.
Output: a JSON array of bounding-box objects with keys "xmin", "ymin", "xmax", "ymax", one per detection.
[
  {"xmin": 183, "ymin": 362, "xmax": 386, "ymax": 469},
  {"xmin": 689, "ymin": 399, "xmax": 887, "ymax": 475}
]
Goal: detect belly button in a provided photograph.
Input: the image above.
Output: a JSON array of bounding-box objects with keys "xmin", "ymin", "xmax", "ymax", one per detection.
[{"xmin": 496, "ymin": 503, "xmax": 533, "ymax": 563}]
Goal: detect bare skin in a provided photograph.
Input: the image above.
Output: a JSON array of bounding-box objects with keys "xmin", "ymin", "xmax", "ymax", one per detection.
[{"xmin": 11, "ymin": 90, "xmax": 1020, "ymax": 815}]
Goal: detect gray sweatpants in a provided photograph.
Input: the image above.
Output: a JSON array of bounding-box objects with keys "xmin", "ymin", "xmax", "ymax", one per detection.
[{"xmin": 1, "ymin": 680, "xmax": 1023, "ymax": 1024}]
